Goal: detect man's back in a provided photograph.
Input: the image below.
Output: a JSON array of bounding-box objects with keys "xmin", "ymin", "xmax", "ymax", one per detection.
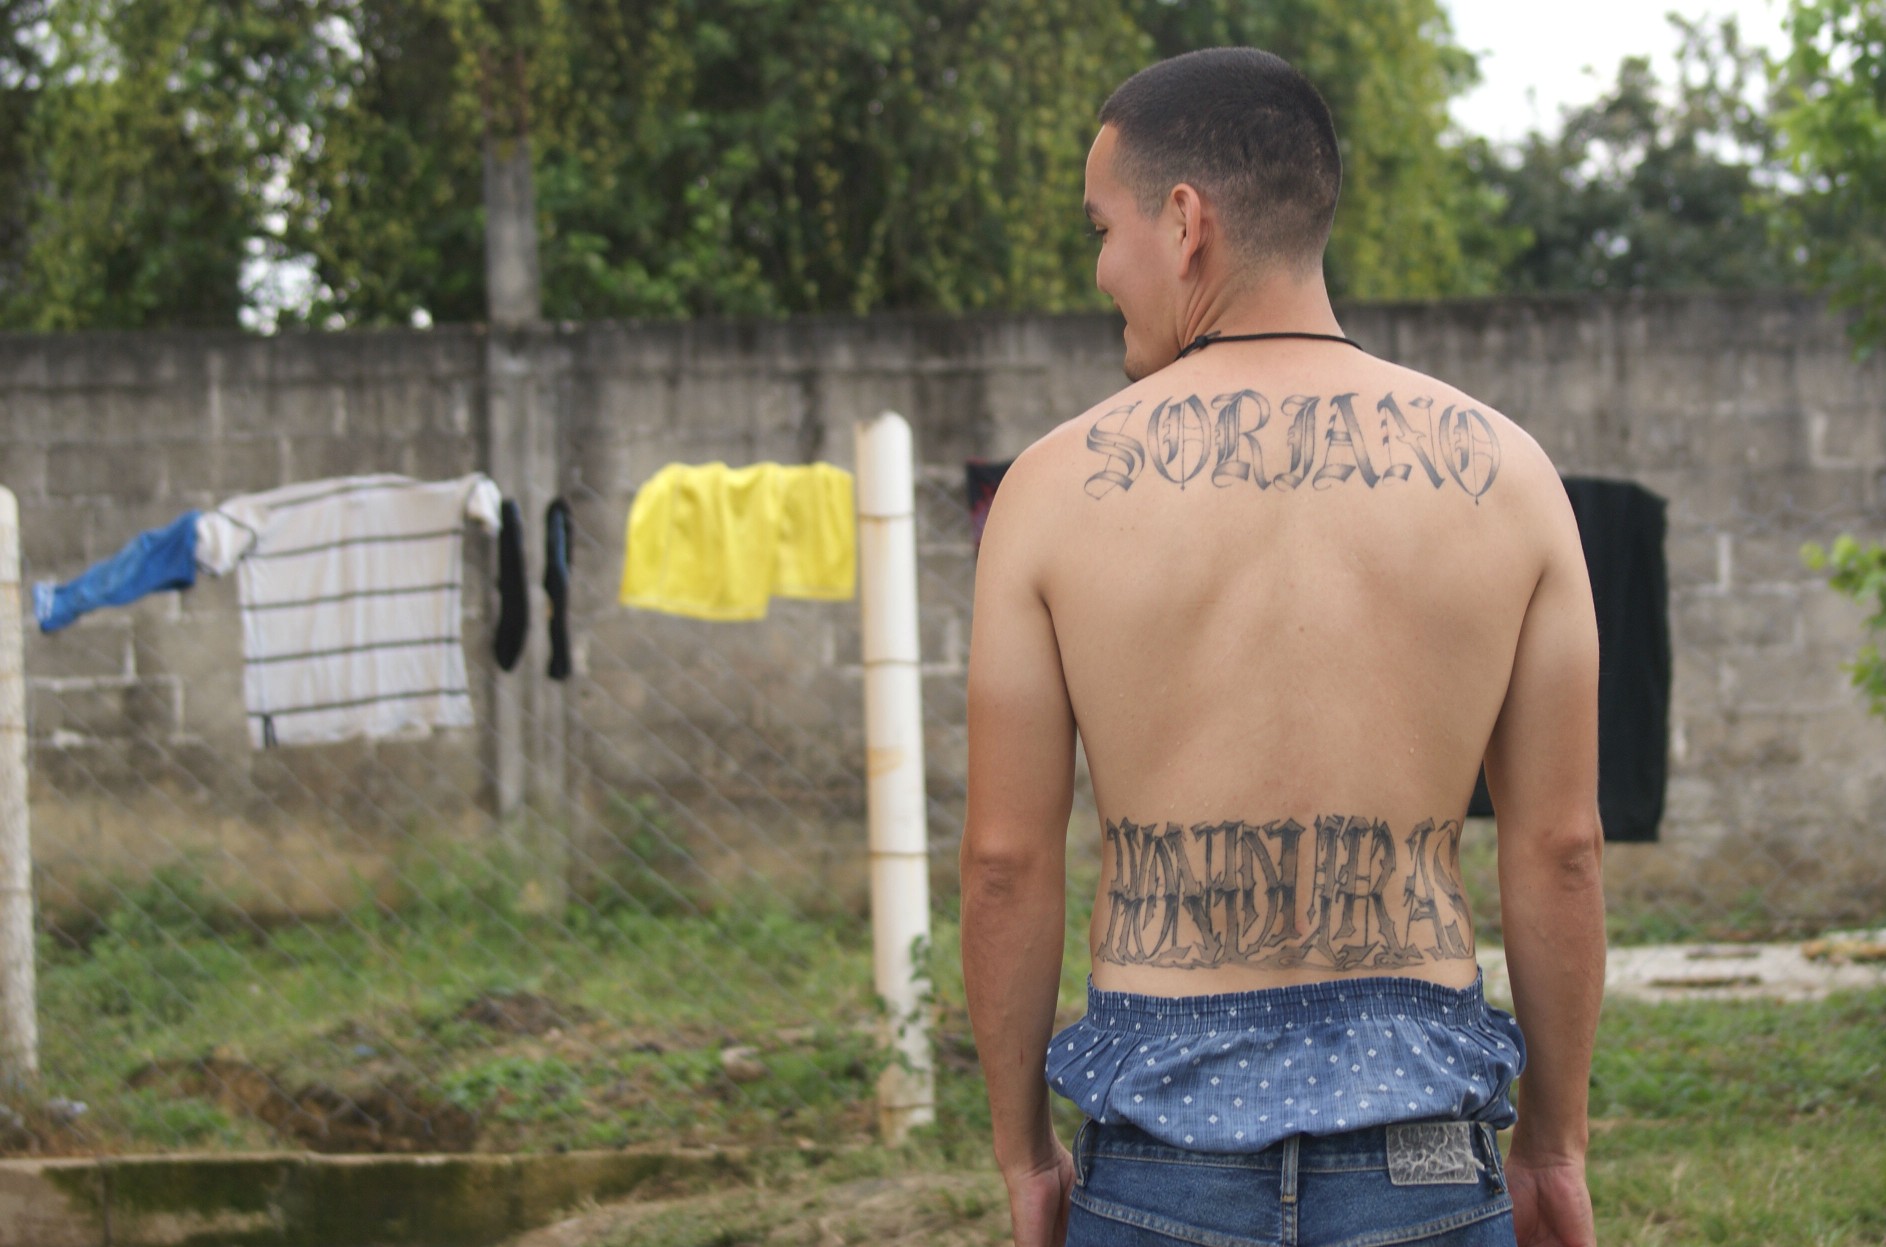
[
  {"xmin": 998, "ymin": 345, "xmax": 1563, "ymax": 997},
  {"xmin": 959, "ymin": 48, "xmax": 1603, "ymax": 1247}
]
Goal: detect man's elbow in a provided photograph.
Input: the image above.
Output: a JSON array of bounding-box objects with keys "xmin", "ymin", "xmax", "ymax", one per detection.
[
  {"xmin": 959, "ymin": 827, "xmax": 1061, "ymax": 898},
  {"xmin": 1504, "ymin": 807, "xmax": 1604, "ymax": 888}
]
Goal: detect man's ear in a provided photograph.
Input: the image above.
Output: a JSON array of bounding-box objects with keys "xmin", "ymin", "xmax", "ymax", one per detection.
[{"xmin": 1170, "ymin": 183, "xmax": 1207, "ymax": 279}]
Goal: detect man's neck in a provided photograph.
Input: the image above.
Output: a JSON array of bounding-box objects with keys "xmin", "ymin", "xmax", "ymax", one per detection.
[{"xmin": 1179, "ymin": 268, "xmax": 1343, "ymax": 350}]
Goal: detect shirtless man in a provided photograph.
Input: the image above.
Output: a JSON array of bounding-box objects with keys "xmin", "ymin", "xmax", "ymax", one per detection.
[{"xmin": 960, "ymin": 49, "xmax": 1604, "ymax": 1247}]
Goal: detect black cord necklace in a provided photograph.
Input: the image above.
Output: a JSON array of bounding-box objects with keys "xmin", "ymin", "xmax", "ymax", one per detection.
[{"xmin": 1176, "ymin": 329, "xmax": 1363, "ymax": 360}]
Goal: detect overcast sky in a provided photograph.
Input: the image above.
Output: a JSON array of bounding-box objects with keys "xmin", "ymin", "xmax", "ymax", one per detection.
[{"xmin": 1444, "ymin": 0, "xmax": 1792, "ymax": 142}]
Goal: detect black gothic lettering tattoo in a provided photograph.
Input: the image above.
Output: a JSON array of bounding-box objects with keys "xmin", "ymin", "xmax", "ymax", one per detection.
[
  {"xmin": 1084, "ymin": 401, "xmax": 1147, "ymax": 499},
  {"xmin": 1314, "ymin": 393, "xmax": 1381, "ymax": 491},
  {"xmin": 1083, "ymin": 391, "xmax": 1502, "ymax": 503},
  {"xmin": 1095, "ymin": 815, "xmax": 1476, "ymax": 972},
  {"xmin": 1147, "ymin": 395, "xmax": 1212, "ymax": 488}
]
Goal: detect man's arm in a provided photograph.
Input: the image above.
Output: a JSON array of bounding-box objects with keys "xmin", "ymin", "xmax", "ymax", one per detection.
[
  {"xmin": 959, "ymin": 452, "xmax": 1078, "ymax": 1227},
  {"xmin": 1481, "ymin": 486, "xmax": 1605, "ymax": 1246}
]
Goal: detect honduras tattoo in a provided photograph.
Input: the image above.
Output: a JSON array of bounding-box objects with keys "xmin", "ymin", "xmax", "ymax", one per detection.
[
  {"xmin": 1096, "ymin": 815, "xmax": 1475, "ymax": 972},
  {"xmin": 1085, "ymin": 392, "xmax": 1500, "ymax": 502}
]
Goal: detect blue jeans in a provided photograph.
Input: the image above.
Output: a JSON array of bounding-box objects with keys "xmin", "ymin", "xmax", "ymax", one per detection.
[
  {"xmin": 35, "ymin": 510, "xmax": 199, "ymax": 633},
  {"xmin": 1069, "ymin": 1118, "xmax": 1515, "ymax": 1247}
]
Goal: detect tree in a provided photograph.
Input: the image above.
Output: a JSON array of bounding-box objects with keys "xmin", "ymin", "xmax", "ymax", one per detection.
[
  {"xmin": 0, "ymin": 0, "xmax": 341, "ymax": 331},
  {"xmin": 1485, "ymin": 16, "xmax": 1803, "ymax": 295},
  {"xmin": 1776, "ymin": 0, "xmax": 1886, "ymax": 350},
  {"xmin": 0, "ymin": 2, "xmax": 50, "ymax": 304},
  {"xmin": 285, "ymin": 0, "xmax": 1503, "ymax": 326},
  {"xmin": 287, "ymin": 0, "xmax": 1166, "ymax": 324},
  {"xmin": 1779, "ymin": 2, "xmax": 1886, "ymax": 717},
  {"xmin": 1, "ymin": 0, "xmax": 1509, "ymax": 329}
]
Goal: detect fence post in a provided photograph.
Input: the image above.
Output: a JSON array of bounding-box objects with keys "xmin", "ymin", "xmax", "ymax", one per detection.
[
  {"xmin": 0, "ymin": 486, "xmax": 36, "ymax": 1082},
  {"xmin": 855, "ymin": 412, "xmax": 935, "ymax": 1145},
  {"xmin": 483, "ymin": 113, "xmax": 570, "ymax": 912}
]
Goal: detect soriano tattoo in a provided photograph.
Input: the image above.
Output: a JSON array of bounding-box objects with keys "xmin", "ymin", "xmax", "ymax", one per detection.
[
  {"xmin": 1084, "ymin": 392, "xmax": 1500, "ymax": 502},
  {"xmin": 1096, "ymin": 815, "xmax": 1475, "ymax": 973}
]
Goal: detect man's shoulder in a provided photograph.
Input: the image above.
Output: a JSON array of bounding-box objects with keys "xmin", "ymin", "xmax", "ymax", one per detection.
[
  {"xmin": 999, "ymin": 375, "xmax": 1177, "ymax": 494},
  {"xmin": 1371, "ymin": 358, "xmax": 1561, "ymax": 493}
]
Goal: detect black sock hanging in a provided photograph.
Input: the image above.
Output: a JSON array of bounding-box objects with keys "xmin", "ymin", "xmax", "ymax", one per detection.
[
  {"xmin": 544, "ymin": 498, "xmax": 573, "ymax": 681},
  {"xmin": 494, "ymin": 498, "xmax": 528, "ymax": 672}
]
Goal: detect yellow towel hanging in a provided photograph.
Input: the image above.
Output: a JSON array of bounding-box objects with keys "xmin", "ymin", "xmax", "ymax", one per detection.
[{"xmin": 619, "ymin": 462, "xmax": 855, "ymax": 620}]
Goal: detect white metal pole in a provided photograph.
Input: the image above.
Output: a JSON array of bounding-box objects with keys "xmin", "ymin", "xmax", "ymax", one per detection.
[
  {"xmin": 0, "ymin": 486, "xmax": 37, "ymax": 1082},
  {"xmin": 855, "ymin": 412, "xmax": 934, "ymax": 1144}
]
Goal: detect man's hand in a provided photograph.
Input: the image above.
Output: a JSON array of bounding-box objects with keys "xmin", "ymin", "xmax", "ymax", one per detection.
[
  {"xmin": 1002, "ymin": 1143, "xmax": 1076, "ymax": 1247},
  {"xmin": 1507, "ymin": 1153, "xmax": 1595, "ymax": 1247}
]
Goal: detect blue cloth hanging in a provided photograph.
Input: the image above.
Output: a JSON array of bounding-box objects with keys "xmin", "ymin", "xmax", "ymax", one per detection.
[{"xmin": 34, "ymin": 510, "xmax": 201, "ymax": 633}]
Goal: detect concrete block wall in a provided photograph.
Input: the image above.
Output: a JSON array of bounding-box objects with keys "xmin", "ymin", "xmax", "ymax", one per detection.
[
  {"xmin": 2, "ymin": 292, "xmax": 1883, "ymax": 924},
  {"xmin": 0, "ymin": 329, "xmax": 496, "ymax": 920},
  {"xmin": 1344, "ymin": 294, "xmax": 1886, "ymax": 923}
]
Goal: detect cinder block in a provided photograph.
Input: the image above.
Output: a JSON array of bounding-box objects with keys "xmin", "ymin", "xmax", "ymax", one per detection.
[
  {"xmin": 30, "ymin": 680, "xmax": 138, "ymax": 740},
  {"xmin": 1807, "ymin": 406, "xmax": 1886, "ymax": 467},
  {"xmin": 132, "ymin": 614, "xmax": 248, "ymax": 738},
  {"xmin": 229, "ymin": 380, "xmax": 337, "ymax": 438},
  {"xmin": 1735, "ymin": 532, "xmax": 1831, "ymax": 587},
  {"xmin": 1631, "ymin": 467, "xmax": 1728, "ymax": 526},
  {"xmin": 1673, "ymin": 591, "xmax": 1802, "ymax": 649},
  {"xmin": 1796, "ymin": 582, "xmax": 1871, "ymax": 649},
  {"xmin": 1735, "ymin": 467, "xmax": 1874, "ymax": 525},
  {"xmin": 1720, "ymin": 649, "xmax": 1852, "ymax": 712},
  {"xmin": 163, "ymin": 435, "xmax": 283, "ymax": 500},
  {"xmin": 590, "ymin": 373, "xmax": 673, "ymax": 434},
  {"xmin": 23, "ymin": 622, "xmax": 133, "ymax": 680},
  {"xmin": 15, "ymin": 499, "xmax": 94, "ymax": 573},
  {"xmin": 1793, "ymin": 706, "xmax": 1886, "ymax": 767},
  {"xmin": 1722, "ymin": 347, "xmax": 1801, "ymax": 419},
  {"xmin": 1660, "ymin": 774, "xmax": 1720, "ymax": 821},
  {"xmin": 1669, "ymin": 642, "xmax": 1723, "ymax": 716},
  {"xmin": 1616, "ymin": 344, "xmax": 1721, "ymax": 422},
  {"xmin": 281, "ymin": 434, "xmax": 408, "ymax": 482},
  {"xmin": 1695, "ymin": 412, "xmax": 1803, "ymax": 471},
  {"xmin": 408, "ymin": 430, "xmax": 480, "ymax": 481},
  {"xmin": 1665, "ymin": 528, "xmax": 1727, "ymax": 591},
  {"xmin": 821, "ymin": 374, "xmax": 921, "ymax": 440},
  {"xmin": 1685, "ymin": 711, "xmax": 1807, "ymax": 768},
  {"xmin": 46, "ymin": 442, "xmax": 165, "ymax": 503}
]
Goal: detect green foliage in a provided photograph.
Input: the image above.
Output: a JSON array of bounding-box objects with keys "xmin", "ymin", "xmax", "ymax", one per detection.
[
  {"xmin": 2, "ymin": 0, "xmax": 1511, "ymax": 328},
  {"xmin": 291, "ymin": 0, "xmax": 1159, "ymax": 322},
  {"xmin": 0, "ymin": 0, "xmax": 343, "ymax": 329},
  {"xmin": 1776, "ymin": 0, "xmax": 1886, "ymax": 352},
  {"xmin": 38, "ymin": 866, "xmax": 259, "ymax": 1029},
  {"xmin": 1487, "ymin": 16, "xmax": 1805, "ymax": 294},
  {"xmin": 1803, "ymin": 534, "xmax": 1886, "ymax": 716},
  {"xmin": 113, "ymin": 1088, "xmax": 251, "ymax": 1147},
  {"xmin": 439, "ymin": 1053, "xmax": 586, "ymax": 1123}
]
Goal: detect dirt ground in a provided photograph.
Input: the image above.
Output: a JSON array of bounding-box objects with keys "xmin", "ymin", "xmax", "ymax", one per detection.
[{"xmin": 507, "ymin": 1169, "xmax": 1010, "ymax": 1247}]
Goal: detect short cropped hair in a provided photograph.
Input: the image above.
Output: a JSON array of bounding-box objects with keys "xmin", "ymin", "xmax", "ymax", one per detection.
[{"xmin": 1099, "ymin": 48, "xmax": 1342, "ymax": 274}]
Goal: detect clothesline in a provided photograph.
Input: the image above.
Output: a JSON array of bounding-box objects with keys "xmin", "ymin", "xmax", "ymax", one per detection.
[{"xmin": 33, "ymin": 459, "xmax": 875, "ymax": 750}]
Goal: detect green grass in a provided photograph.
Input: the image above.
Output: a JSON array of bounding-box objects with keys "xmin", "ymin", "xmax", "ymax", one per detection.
[
  {"xmin": 1582, "ymin": 989, "xmax": 1886, "ymax": 1245},
  {"xmin": 15, "ymin": 846, "xmax": 1886, "ymax": 1247},
  {"xmin": 25, "ymin": 854, "xmax": 891, "ymax": 1154}
]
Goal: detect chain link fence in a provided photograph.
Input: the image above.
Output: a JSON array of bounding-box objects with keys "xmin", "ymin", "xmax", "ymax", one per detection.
[
  {"xmin": 2, "ymin": 456, "xmax": 998, "ymax": 1158},
  {"xmin": 3, "ymin": 302, "xmax": 1884, "ymax": 1160}
]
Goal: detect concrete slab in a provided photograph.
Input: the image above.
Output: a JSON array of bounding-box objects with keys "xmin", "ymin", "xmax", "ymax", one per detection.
[
  {"xmin": 0, "ymin": 1146, "xmax": 749, "ymax": 1247},
  {"xmin": 1477, "ymin": 930, "xmax": 1886, "ymax": 1004}
]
